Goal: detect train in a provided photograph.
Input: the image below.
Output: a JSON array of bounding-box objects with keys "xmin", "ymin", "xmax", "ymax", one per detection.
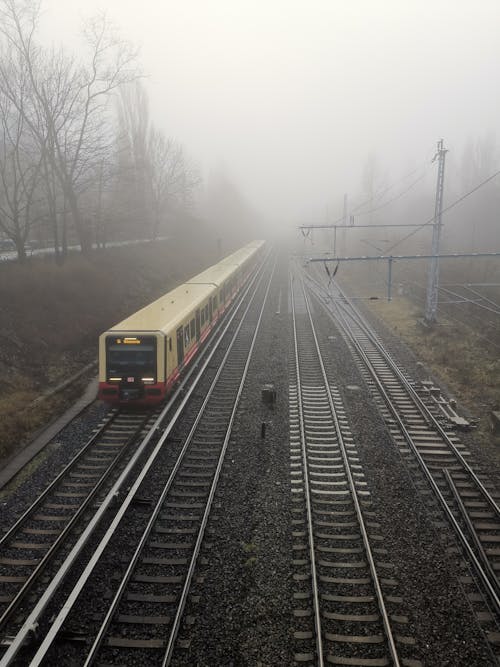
[{"xmin": 98, "ymin": 240, "xmax": 265, "ymax": 405}]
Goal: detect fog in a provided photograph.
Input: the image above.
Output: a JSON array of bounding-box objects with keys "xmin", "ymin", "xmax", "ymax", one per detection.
[{"xmin": 30, "ymin": 0, "xmax": 500, "ymax": 237}]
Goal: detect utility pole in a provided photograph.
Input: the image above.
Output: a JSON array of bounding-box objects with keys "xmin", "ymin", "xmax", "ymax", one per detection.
[
  {"xmin": 342, "ymin": 193, "xmax": 348, "ymax": 254},
  {"xmin": 425, "ymin": 139, "xmax": 448, "ymax": 323}
]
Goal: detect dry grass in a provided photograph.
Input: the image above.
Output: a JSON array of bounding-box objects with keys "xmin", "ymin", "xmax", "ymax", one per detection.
[{"xmin": 0, "ymin": 391, "xmax": 70, "ymax": 460}]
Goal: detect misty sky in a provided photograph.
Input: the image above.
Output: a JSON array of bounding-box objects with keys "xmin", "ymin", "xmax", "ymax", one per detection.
[{"xmin": 41, "ymin": 0, "xmax": 500, "ymax": 224}]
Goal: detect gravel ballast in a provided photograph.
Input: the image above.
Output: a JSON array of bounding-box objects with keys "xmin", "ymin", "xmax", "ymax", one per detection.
[{"xmin": 1, "ymin": 251, "xmax": 499, "ymax": 666}]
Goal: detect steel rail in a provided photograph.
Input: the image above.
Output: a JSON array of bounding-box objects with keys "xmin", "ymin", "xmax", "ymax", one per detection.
[
  {"xmin": 162, "ymin": 258, "xmax": 276, "ymax": 665},
  {"xmin": 290, "ymin": 273, "xmax": 325, "ymax": 667},
  {"xmin": 0, "ymin": 412, "xmax": 152, "ymax": 634},
  {"xmin": 298, "ymin": 271, "xmax": 401, "ymax": 667},
  {"xmin": 18, "ymin": 254, "xmax": 269, "ymax": 667},
  {"xmin": 443, "ymin": 468, "xmax": 500, "ymax": 596},
  {"xmin": 81, "ymin": 255, "xmax": 275, "ymax": 665},
  {"xmin": 0, "ymin": 410, "xmax": 117, "ymax": 546},
  {"xmin": 306, "ymin": 270, "xmax": 500, "ymax": 521},
  {"xmin": 303, "ymin": 270, "xmax": 500, "ymax": 616},
  {"xmin": 334, "ymin": 296, "xmax": 500, "ymax": 520}
]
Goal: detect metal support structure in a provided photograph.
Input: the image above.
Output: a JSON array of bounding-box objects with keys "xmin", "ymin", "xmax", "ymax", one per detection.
[
  {"xmin": 388, "ymin": 257, "xmax": 393, "ymax": 301},
  {"xmin": 298, "ymin": 223, "xmax": 431, "ymax": 231},
  {"xmin": 342, "ymin": 193, "xmax": 348, "ymax": 254},
  {"xmin": 305, "ymin": 252, "xmax": 500, "ymax": 302},
  {"xmin": 425, "ymin": 139, "xmax": 448, "ymax": 322},
  {"xmin": 305, "ymin": 252, "xmax": 500, "ymax": 263}
]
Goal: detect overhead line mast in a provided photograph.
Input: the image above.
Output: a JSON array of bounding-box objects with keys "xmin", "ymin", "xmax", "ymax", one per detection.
[{"xmin": 425, "ymin": 139, "xmax": 448, "ymax": 323}]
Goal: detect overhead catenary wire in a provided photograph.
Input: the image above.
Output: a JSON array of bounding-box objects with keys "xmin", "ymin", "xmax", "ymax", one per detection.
[
  {"xmin": 386, "ymin": 167, "xmax": 500, "ymax": 254},
  {"xmin": 438, "ymin": 285, "xmax": 500, "ymax": 316},
  {"xmin": 404, "ymin": 279, "xmax": 500, "ymax": 351},
  {"xmin": 299, "ymin": 151, "xmax": 436, "ymax": 230},
  {"xmin": 300, "ymin": 151, "xmax": 500, "ymax": 256},
  {"xmin": 354, "ymin": 171, "xmax": 428, "ymax": 217},
  {"xmin": 350, "ymin": 149, "xmax": 435, "ymax": 215}
]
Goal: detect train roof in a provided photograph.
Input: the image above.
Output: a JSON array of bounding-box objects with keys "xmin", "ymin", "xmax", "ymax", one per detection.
[
  {"xmin": 107, "ymin": 281, "xmax": 214, "ymax": 334},
  {"xmin": 187, "ymin": 262, "xmax": 238, "ymax": 287},
  {"xmin": 184, "ymin": 241, "xmax": 262, "ymax": 287},
  {"xmin": 103, "ymin": 241, "xmax": 264, "ymax": 336},
  {"xmin": 219, "ymin": 243, "xmax": 263, "ymax": 266},
  {"xmin": 188, "ymin": 241, "xmax": 263, "ymax": 286}
]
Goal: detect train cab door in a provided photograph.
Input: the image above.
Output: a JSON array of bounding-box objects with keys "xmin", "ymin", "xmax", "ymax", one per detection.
[
  {"xmin": 176, "ymin": 326, "xmax": 184, "ymax": 366},
  {"xmin": 195, "ymin": 309, "xmax": 201, "ymax": 342}
]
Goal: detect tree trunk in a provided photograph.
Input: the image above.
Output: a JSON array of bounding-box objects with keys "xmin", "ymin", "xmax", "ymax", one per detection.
[
  {"xmin": 15, "ymin": 239, "xmax": 27, "ymax": 263},
  {"xmin": 61, "ymin": 196, "xmax": 68, "ymax": 262},
  {"xmin": 64, "ymin": 183, "xmax": 92, "ymax": 256},
  {"xmin": 53, "ymin": 220, "xmax": 62, "ymax": 265}
]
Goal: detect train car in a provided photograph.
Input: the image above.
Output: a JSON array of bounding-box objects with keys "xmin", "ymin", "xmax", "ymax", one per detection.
[{"xmin": 98, "ymin": 240, "xmax": 265, "ymax": 405}]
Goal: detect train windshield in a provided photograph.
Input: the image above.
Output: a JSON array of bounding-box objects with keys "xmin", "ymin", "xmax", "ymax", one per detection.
[{"xmin": 106, "ymin": 336, "xmax": 156, "ymax": 379}]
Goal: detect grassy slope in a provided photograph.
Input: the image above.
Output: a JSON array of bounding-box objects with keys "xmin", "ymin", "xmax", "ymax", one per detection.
[{"xmin": 0, "ymin": 229, "xmax": 230, "ymax": 460}]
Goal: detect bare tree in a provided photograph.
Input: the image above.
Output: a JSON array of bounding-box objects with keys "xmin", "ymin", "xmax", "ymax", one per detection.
[
  {"xmin": 0, "ymin": 0, "xmax": 139, "ymax": 256},
  {"xmin": 148, "ymin": 129, "xmax": 200, "ymax": 238},
  {"xmin": 114, "ymin": 81, "xmax": 152, "ymax": 237},
  {"xmin": 0, "ymin": 85, "xmax": 42, "ymax": 261},
  {"xmin": 455, "ymin": 134, "xmax": 500, "ymax": 251},
  {"xmin": 359, "ymin": 153, "xmax": 388, "ymax": 224},
  {"xmin": 114, "ymin": 82, "xmax": 201, "ymax": 240}
]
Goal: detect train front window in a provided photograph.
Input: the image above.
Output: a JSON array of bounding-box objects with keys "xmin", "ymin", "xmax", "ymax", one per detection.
[{"xmin": 106, "ymin": 336, "xmax": 156, "ymax": 380}]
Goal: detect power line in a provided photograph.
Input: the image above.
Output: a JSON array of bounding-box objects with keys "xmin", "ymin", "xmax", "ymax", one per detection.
[
  {"xmin": 303, "ymin": 151, "xmax": 436, "ymax": 228},
  {"xmin": 350, "ymin": 144, "xmax": 438, "ymax": 214},
  {"xmin": 355, "ymin": 172, "xmax": 428, "ymax": 217},
  {"xmin": 386, "ymin": 166, "xmax": 500, "ymax": 254},
  {"xmin": 441, "ymin": 168, "xmax": 500, "ymax": 215},
  {"xmin": 351, "ymin": 162, "xmax": 429, "ymax": 214}
]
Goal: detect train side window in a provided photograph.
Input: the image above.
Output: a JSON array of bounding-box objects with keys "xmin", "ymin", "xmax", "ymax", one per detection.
[
  {"xmin": 184, "ymin": 325, "xmax": 189, "ymax": 345},
  {"xmin": 168, "ymin": 337, "xmax": 172, "ymax": 351},
  {"xmin": 201, "ymin": 309, "xmax": 205, "ymax": 326},
  {"xmin": 190, "ymin": 318, "xmax": 195, "ymax": 338}
]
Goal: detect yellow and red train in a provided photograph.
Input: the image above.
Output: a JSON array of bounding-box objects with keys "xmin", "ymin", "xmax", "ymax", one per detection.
[{"xmin": 98, "ymin": 240, "xmax": 265, "ymax": 405}]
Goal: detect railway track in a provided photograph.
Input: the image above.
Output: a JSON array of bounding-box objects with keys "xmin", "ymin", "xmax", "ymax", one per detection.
[
  {"xmin": 289, "ymin": 271, "xmax": 418, "ymax": 666},
  {"xmin": 304, "ymin": 266, "xmax": 500, "ymax": 658},
  {"xmin": 0, "ymin": 410, "xmax": 156, "ymax": 638},
  {"xmin": 0, "ymin": 254, "xmax": 275, "ymax": 666},
  {"xmin": 79, "ymin": 260, "xmax": 274, "ymax": 666},
  {"xmin": 2, "ymin": 248, "xmax": 498, "ymax": 665}
]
